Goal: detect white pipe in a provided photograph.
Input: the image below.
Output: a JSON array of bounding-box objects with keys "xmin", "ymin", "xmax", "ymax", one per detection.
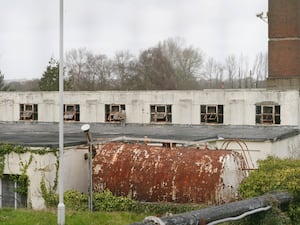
[
  {"xmin": 207, "ymin": 206, "xmax": 272, "ymax": 225},
  {"xmin": 90, "ymin": 136, "xmax": 217, "ymax": 149},
  {"xmin": 57, "ymin": 0, "xmax": 65, "ymax": 224}
]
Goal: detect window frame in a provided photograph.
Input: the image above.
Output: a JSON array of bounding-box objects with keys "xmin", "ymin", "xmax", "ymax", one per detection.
[
  {"xmin": 256, "ymin": 104, "xmax": 280, "ymax": 125},
  {"xmin": 19, "ymin": 104, "xmax": 38, "ymax": 121},
  {"xmin": 63, "ymin": 104, "xmax": 80, "ymax": 121},
  {"xmin": 105, "ymin": 104, "xmax": 126, "ymax": 122},
  {"xmin": 150, "ymin": 104, "xmax": 172, "ymax": 123},
  {"xmin": 200, "ymin": 104, "xmax": 224, "ymax": 124}
]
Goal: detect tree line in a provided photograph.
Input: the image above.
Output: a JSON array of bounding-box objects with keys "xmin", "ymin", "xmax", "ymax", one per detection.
[{"xmin": 1, "ymin": 38, "xmax": 268, "ymax": 91}]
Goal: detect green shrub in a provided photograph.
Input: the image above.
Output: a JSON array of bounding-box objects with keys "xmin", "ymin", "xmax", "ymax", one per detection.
[
  {"xmin": 93, "ymin": 190, "xmax": 136, "ymax": 212},
  {"xmin": 235, "ymin": 156, "xmax": 300, "ymax": 225},
  {"xmin": 64, "ymin": 190, "xmax": 88, "ymax": 211},
  {"xmin": 44, "ymin": 189, "xmax": 199, "ymax": 215}
]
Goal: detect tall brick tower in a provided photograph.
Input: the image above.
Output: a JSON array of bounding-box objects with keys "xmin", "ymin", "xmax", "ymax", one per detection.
[{"xmin": 268, "ymin": 0, "xmax": 300, "ymax": 89}]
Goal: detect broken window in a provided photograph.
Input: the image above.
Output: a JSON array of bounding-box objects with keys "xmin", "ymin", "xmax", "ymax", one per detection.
[
  {"xmin": 64, "ymin": 104, "xmax": 80, "ymax": 121},
  {"xmin": 256, "ymin": 104, "xmax": 280, "ymax": 124},
  {"xmin": 105, "ymin": 104, "xmax": 126, "ymax": 122},
  {"xmin": 19, "ymin": 104, "xmax": 38, "ymax": 120},
  {"xmin": 150, "ymin": 105, "xmax": 172, "ymax": 123},
  {"xmin": 200, "ymin": 105, "xmax": 223, "ymax": 124}
]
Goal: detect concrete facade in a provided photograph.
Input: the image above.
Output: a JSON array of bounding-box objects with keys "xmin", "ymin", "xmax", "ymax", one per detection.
[
  {"xmin": 0, "ymin": 90, "xmax": 299, "ymax": 126},
  {"xmin": 1, "ymin": 89, "xmax": 300, "ymax": 208}
]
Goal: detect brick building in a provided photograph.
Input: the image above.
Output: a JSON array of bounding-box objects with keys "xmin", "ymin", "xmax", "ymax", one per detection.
[{"xmin": 268, "ymin": 0, "xmax": 300, "ymax": 89}]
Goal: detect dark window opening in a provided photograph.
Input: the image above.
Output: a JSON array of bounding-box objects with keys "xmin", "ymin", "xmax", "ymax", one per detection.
[
  {"xmin": 105, "ymin": 104, "xmax": 126, "ymax": 122},
  {"xmin": 19, "ymin": 104, "xmax": 38, "ymax": 121},
  {"xmin": 150, "ymin": 105, "xmax": 172, "ymax": 123},
  {"xmin": 1, "ymin": 174, "xmax": 27, "ymax": 208},
  {"xmin": 201, "ymin": 105, "xmax": 223, "ymax": 124},
  {"xmin": 64, "ymin": 104, "xmax": 80, "ymax": 121},
  {"xmin": 256, "ymin": 104, "xmax": 280, "ymax": 125}
]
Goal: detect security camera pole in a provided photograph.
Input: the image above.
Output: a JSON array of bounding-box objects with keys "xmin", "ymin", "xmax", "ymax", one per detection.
[{"xmin": 57, "ymin": 0, "xmax": 65, "ymax": 224}]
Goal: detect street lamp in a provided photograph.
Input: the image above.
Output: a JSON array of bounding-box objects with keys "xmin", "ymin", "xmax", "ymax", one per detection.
[{"xmin": 57, "ymin": 0, "xmax": 65, "ymax": 224}]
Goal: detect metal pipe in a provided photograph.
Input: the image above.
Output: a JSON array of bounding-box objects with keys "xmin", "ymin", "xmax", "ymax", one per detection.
[
  {"xmin": 81, "ymin": 124, "xmax": 93, "ymax": 211},
  {"xmin": 88, "ymin": 142, "xmax": 93, "ymax": 211},
  {"xmin": 207, "ymin": 206, "xmax": 271, "ymax": 225},
  {"xmin": 130, "ymin": 192, "xmax": 292, "ymax": 225},
  {"xmin": 57, "ymin": 0, "xmax": 65, "ymax": 224}
]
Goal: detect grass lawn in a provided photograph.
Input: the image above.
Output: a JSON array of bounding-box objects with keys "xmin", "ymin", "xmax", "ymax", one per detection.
[{"xmin": 0, "ymin": 208, "xmax": 148, "ymax": 225}]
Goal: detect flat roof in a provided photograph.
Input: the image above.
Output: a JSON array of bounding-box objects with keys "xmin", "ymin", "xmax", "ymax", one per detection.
[{"xmin": 0, "ymin": 122, "xmax": 299, "ymax": 147}]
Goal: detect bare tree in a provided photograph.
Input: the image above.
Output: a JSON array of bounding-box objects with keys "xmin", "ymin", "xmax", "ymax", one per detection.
[
  {"xmin": 252, "ymin": 52, "xmax": 268, "ymax": 88},
  {"xmin": 137, "ymin": 47, "xmax": 176, "ymax": 90},
  {"xmin": 66, "ymin": 48, "xmax": 112, "ymax": 91},
  {"xmin": 237, "ymin": 55, "xmax": 250, "ymax": 88},
  {"xmin": 224, "ymin": 55, "xmax": 237, "ymax": 88},
  {"xmin": 111, "ymin": 51, "xmax": 138, "ymax": 90},
  {"xmin": 64, "ymin": 41, "xmax": 266, "ymax": 91},
  {"xmin": 203, "ymin": 57, "xmax": 225, "ymax": 88},
  {"xmin": 161, "ymin": 38, "xmax": 204, "ymax": 89}
]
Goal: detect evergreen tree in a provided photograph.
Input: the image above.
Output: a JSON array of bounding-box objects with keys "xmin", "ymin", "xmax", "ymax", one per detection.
[
  {"xmin": 39, "ymin": 58, "xmax": 70, "ymax": 91},
  {"xmin": 0, "ymin": 70, "xmax": 11, "ymax": 91},
  {"xmin": 39, "ymin": 58, "xmax": 59, "ymax": 91}
]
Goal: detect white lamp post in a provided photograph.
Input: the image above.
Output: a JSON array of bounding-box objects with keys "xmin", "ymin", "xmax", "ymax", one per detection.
[{"xmin": 57, "ymin": 0, "xmax": 65, "ymax": 224}]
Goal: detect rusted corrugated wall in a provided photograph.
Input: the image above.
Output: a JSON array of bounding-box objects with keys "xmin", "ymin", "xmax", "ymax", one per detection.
[{"xmin": 92, "ymin": 142, "xmax": 247, "ymax": 204}]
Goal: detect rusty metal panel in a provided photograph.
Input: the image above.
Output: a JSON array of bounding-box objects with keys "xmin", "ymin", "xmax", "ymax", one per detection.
[{"xmin": 92, "ymin": 142, "xmax": 247, "ymax": 204}]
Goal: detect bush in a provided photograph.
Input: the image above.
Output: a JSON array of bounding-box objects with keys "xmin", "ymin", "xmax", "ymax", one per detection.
[
  {"xmin": 235, "ymin": 156, "xmax": 300, "ymax": 225},
  {"xmin": 93, "ymin": 190, "xmax": 136, "ymax": 212},
  {"xmin": 64, "ymin": 190, "xmax": 88, "ymax": 211},
  {"xmin": 46, "ymin": 189, "xmax": 199, "ymax": 215}
]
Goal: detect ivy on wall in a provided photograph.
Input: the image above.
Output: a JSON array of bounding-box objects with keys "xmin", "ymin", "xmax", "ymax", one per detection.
[
  {"xmin": 40, "ymin": 156, "xmax": 59, "ymax": 207},
  {"xmin": 0, "ymin": 143, "xmax": 58, "ymax": 199}
]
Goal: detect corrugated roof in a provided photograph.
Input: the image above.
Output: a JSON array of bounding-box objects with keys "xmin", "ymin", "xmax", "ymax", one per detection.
[{"xmin": 0, "ymin": 122, "xmax": 299, "ymax": 147}]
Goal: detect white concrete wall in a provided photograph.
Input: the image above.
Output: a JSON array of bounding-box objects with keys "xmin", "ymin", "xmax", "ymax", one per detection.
[
  {"xmin": 215, "ymin": 134, "xmax": 300, "ymax": 169},
  {"xmin": 272, "ymin": 135, "xmax": 300, "ymax": 159},
  {"xmin": 0, "ymin": 89, "xmax": 299, "ymax": 126},
  {"xmin": 3, "ymin": 147, "xmax": 88, "ymax": 209},
  {"xmin": 215, "ymin": 140, "xmax": 272, "ymax": 169}
]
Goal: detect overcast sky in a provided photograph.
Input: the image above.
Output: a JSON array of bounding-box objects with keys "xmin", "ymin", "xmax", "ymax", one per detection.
[{"xmin": 0, "ymin": 0, "xmax": 268, "ymax": 80}]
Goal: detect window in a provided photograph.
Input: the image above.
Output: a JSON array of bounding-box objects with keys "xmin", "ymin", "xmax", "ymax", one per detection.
[
  {"xmin": 150, "ymin": 105, "xmax": 172, "ymax": 123},
  {"xmin": 105, "ymin": 104, "xmax": 126, "ymax": 122},
  {"xmin": 201, "ymin": 105, "xmax": 223, "ymax": 124},
  {"xmin": 256, "ymin": 104, "xmax": 280, "ymax": 124},
  {"xmin": 64, "ymin": 104, "xmax": 80, "ymax": 121},
  {"xmin": 0, "ymin": 174, "xmax": 27, "ymax": 208},
  {"xmin": 19, "ymin": 104, "xmax": 38, "ymax": 120}
]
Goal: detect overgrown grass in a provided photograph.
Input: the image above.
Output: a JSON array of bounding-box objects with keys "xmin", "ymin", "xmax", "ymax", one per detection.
[{"xmin": 0, "ymin": 208, "xmax": 148, "ymax": 225}]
